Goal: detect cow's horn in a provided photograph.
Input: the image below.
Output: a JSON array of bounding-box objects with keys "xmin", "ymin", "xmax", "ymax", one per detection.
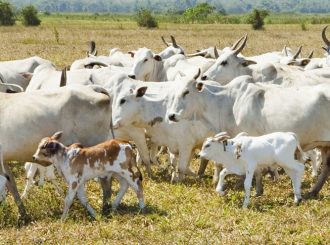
[
  {"xmin": 234, "ymin": 34, "xmax": 248, "ymax": 55},
  {"xmin": 186, "ymin": 51, "xmax": 207, "ymax": 57},
  {"xmin": 161, "ymin": 36, "xmax": 169, "ymax": 47},
  {"xmin": 322, "ymin": 25, "xmax": 330, "ymax": 46},
  {"xmin": 170, "ymin": 35, "xmax": 178, "ymax": 47},
  {"xmin": 231, "ymin": 35, "xmax": 245, "ymax": 50},
  {"xmin": 194, "ymin": 68, "xmax": 201, "ymax": 80},
  {"xmin": 88, "ymin": 41, "xmax": 97, "ymax": 56},
  {"xmin": 293, "ymin": 46, "xmax": 302, "ymax": 59},
  {"xmin": 214, "ymin": 46, "xmax": 219, "ymax": 58},
  {"xmin": 60, "ymin": 67, "xmax": 67, "ymax": 87},
  {"xmin": 283, "ymin": 45, "xmax": 289, "ymax": 56},
  {"xmin": 308, "ymin": 50, "xmax": 314, "ymax": 59}
]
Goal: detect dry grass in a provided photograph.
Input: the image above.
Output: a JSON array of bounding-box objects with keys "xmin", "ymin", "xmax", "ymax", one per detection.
[{"xmin": 1, "ymin": 18, "xmax": 330, "ymax": 243}]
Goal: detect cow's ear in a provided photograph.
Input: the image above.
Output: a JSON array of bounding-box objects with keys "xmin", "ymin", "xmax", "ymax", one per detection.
[
  {"xmin": 128, "ymin": 51, "xmax": 135, "ymax": 58},
  {"xmin": 20, "ymin": 72, "xmax": 33, "ymax": 81},
  {"xmin": 241, "ymin": 60, "xmax": 257, "ymax": 67},
  {"xmin": 136, "ymin": 86, "xmax": 148, "ymax": 97},
  {"xmin": 51, "ymin": 131, "xmax": 63, "ymax": 140},
  {"xmin": 154, "ymin": 55, "xmax": 162, "ymax": 61}
]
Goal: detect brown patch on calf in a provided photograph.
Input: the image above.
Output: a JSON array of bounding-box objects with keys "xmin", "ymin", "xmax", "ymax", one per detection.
[
  {"xmin": 148, "ymin": 117, "xmax": 163, "ymax": 126},
  {"xmin": 72, "ymin": 181, "xmax": 77, "ymax": 189},
  {"xmin": 69, "ymin": 140, "xmax": 123, "ymax": 176},
  {"xmin": 120, "ymin": 146, "xmax": 142, "ymax": 183}
]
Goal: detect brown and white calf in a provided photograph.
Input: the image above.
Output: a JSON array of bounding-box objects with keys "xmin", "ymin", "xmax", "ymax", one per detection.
[{"xmin": 33, "ymin": 132, "xmax": 145, "ymax": 220}]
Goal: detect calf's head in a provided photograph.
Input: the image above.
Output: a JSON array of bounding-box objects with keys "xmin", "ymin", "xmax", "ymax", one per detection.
[
  {"xmin": 33, "ymin": 131, "xmax": 64, "ymax": 165},
  {"xmin": 199, "ymin": 132, "xmax": 231, "ymax": 161}
]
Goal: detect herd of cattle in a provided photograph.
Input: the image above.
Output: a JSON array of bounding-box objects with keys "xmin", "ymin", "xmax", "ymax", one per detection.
[{"xmin": 1, "ymin": 25, "xmax": 330, "ymax": 221}]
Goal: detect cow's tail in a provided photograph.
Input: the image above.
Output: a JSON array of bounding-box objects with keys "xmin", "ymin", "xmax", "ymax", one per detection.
[
  {"xmin": 288, "ymin": 132, "xmax": 307, "ymax": 162},
  {"xmin": 0, "ymin": 145, "xmax": 9, "ymax": 181}
]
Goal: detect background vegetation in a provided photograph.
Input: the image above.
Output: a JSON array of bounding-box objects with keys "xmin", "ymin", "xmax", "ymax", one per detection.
[{"xmin": 6, "ymin": 0, "xmax": 330, "ymax": 14}]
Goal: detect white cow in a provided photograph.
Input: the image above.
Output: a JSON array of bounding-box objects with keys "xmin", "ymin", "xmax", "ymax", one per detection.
[
  {"xmin": 128, "ymin": 48, "xmax": 214, "ymax": 82},
  {"xmin": 111, "ymin": 73, "xmax": 214, "ymax": 182},
  {"xmin": 0, "ymin": 84, "xmax": 113, "ymax": 219},
  {"xmin": 0, "ymin": 56, "xmax": 52, "ymax": 90},
  {"xmin": 201, "ymin": 35, "xmax": 330, "ymax": 86},
  {"xmin": 200, "ymin": 132, "xmax": 305, "ymax": 208},
  {"xmin": 167, "ymin": 75, "xmax": 330, "ymax": 197}
]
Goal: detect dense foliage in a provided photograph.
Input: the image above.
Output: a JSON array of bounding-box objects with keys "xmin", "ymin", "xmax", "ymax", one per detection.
[
  {"xmin": 247, "ymin": 9, "xmax": 269, "ymax": 30},
  {"xmin": 0, "ymin": 1, "xmax": 15, "ymax": 25},
  {"xmin": 7, "ymin": 0, "xmax": 330, "ymax": 13},
  {"xmin": 21, "ymin": 5, "xmax": 41, "ymax": 26}
]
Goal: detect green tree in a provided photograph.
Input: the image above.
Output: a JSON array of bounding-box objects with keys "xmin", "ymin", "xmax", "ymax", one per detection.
[
  {"xmin": 21, "ymin": 5, "xmax": 41, "ymax": 26},
  {"xmin": 183, "ymin": 3, "xmax": 216, "ymax": 23},
  {"xmin": 0, "ymin": 1, "xmax": 15, "ymax": 26},
  {"xmin": 136, "ymin": 8, "xmax": 158, "ymax": 28},
  {"xmin": 247, "ymin": 8, "xmax": 269, "ymax": 30}
]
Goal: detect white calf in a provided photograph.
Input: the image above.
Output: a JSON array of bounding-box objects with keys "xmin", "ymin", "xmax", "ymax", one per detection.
[
  {"xmin": 33, "ymin": 132, "xmax": 145, "ymax": 220},
  {"xmin": 21, "ymin": 162, "xmax": 63, "ymax": 198},
  {"xmin": 200, "ymin": 132, "xmax": 305, "ymax": 208}
]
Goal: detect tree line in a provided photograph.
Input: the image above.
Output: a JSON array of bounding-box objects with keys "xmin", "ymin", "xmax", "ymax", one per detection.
[{"xmin": 7, "ymin": 0, "xmax": 330, "ymax": 14}]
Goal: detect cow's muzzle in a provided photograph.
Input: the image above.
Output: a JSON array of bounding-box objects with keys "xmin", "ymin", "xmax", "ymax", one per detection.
[{"xmin": 128, "ymin": 74, "xmax": 136, "ymax": 79}]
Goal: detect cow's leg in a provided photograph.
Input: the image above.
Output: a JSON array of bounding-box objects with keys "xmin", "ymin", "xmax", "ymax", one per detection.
[
  {"xmin": 76, "ymin": 185, "xmax": 96, "ymax": 219},
  {"xmin": 132, "ymin": 136, "xmax": 152, "ymax": 178},
  {"xmin": 255, "ymin": 169, "xmax": 264, "ymax": 197},
  {"xmin": 309, "ymin": 148, "xmax": 330, "ymax": 197},
  {"xmin": 216, "ymin": 168, "xmax": 230, "ymax": 196},
  {"xmin": 61, "ymin": 183, "xmax": 78, "ymax": 221},
  {"xmin": 198, "ymin": 158, "xmax": 209, "ymax": 177},
  {"xmin": 243, "ymin": 164, "xmax": 256, "ymax": 209},
  {"xmin": 213, "ymin": 164, "xmax": 222, "ymax": 186},
  {"xmin": 283, "ymin": 162, "xmax": 304, "ymax": 204},
  {"xmin": 21, "ymin": 163, "xmax": 38, "ymax": 199},
  {"xmin": 1, "ymin": 162, "xmax": 29, "ymax": 223},
  {"xmin": 99, "ymin": 175, "xmax": 112, "ymax": 214},
  {"xmin": 50, "ymin": 179, "xmax": 64, "ymax": 196},
  {"xmin": 122, "ymin": 175, "xmax": 145, "ymax": 210},
  {"xmin": 38, "ymin": 165, "xmax": 46, "ymax": 186},
  {"xmin": 111, "ymin": 177, "xmax": 128, "ymax": 210}
]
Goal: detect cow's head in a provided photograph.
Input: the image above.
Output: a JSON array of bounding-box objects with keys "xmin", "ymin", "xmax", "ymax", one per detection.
[
  {"xmin": 199, "ymin": 132, "xmax": 231, "ymax": 162},
  {"xmin": 201, "ymin": 34, "xmax": 257, "ymax": 84},
  {"xmin": 168, "ymin": 69, "xmax": 204, "ymax": 122},
  {"xmin": 33, "ymin": 131, "xmax": 64, "ymax": 165},
  {"xmin": 112, "ymin": 85, "xmax": 148, "ymax": 129},
  {"xmin": 159, "ymin": 35, "xmax": 185, "ymax": 59},
  {"xmin": 128, "ymin": 48, "xmax": 162, "ymax": 81}
]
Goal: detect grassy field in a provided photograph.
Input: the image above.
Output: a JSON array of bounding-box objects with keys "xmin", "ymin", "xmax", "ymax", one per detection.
[{"xmin": 1, "ymin": 17, "xmax": 330, "ymax": 243}]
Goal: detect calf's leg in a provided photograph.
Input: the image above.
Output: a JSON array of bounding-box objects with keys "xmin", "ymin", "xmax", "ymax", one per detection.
[
  {"xmin": 76, "ymin": 185, "xmax": 96, "ymax": 219},
  {"xmin": 111, "ymin": 177, "xmax": 129, "ymax": 209}
]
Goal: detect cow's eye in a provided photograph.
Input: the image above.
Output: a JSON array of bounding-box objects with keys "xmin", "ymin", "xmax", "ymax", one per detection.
[
  {"xmin": 204, "ymin": 144, "xmax": 210, "ymax": 148},
  {"xmin": 120, "ymin": 99, "xmax": 126, "ymax": 105},
  {"xmin": 221, "ymin": 60, "xmax": 227, "ymax": 66},
  {"xmin": 143, "ymin": 59, "xmax": 148, "ymax": 63},
  {"xmin": 183, "ymin": 90, "xmax": 189, "ymax": 98}
]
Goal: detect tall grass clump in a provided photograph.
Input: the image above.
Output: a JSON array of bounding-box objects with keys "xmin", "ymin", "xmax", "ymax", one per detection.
[{"xmin": 136, "ymin": 8, "xmax": 158, "ymax": 28}]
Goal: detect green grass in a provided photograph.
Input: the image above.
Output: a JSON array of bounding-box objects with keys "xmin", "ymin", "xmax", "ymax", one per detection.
[{"xmin": 0, "ymin": 18, "xmax": 330, "ymax": 243}]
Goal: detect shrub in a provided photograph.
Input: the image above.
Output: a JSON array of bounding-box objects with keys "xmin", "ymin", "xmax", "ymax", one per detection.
[
  {"xmin": 21, "ymin": 5, "xmax": 41, "ymax": 26},
  {"xmin": 136, "ymin": 8, "xmax": 158, "ymax": 28},
  {"xmin": 247, "ymin": 9, "xmax": 269, "ymax": 30},
  {"xmin": 0, "ymin": 1, "xmax": 15, "ymax": 26}
]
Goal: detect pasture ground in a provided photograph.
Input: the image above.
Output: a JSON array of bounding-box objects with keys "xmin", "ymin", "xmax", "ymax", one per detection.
[{"xmin": 1, "ymin": 18, "xmax": 330, "ymax": 243}]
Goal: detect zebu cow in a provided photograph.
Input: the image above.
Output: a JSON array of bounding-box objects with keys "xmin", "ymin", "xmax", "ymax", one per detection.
[
  {"xmin": 201, "ymin": 35, "xmax": 330, "ymax": 86},
  {"xmin": 159, "ymin": 35, "xmax": 185, "ymax": 58},
  {"xmin": 0, "ymin": 56, "xmax": 52, "ymax": 90},
  {"xmin": 128, "ymin": 48, "xmax": 214, "ymax": 82},
  {"xmin": 0, "ymin": 84, "xmax": 113, "ymax": 220},
  {"xmin": 111, "ymin": 74, "xmax": 213, "ymax": 182},
  {"xmin": 167, "ymin": 75, "xmax": 330, "ymax": 197}
]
